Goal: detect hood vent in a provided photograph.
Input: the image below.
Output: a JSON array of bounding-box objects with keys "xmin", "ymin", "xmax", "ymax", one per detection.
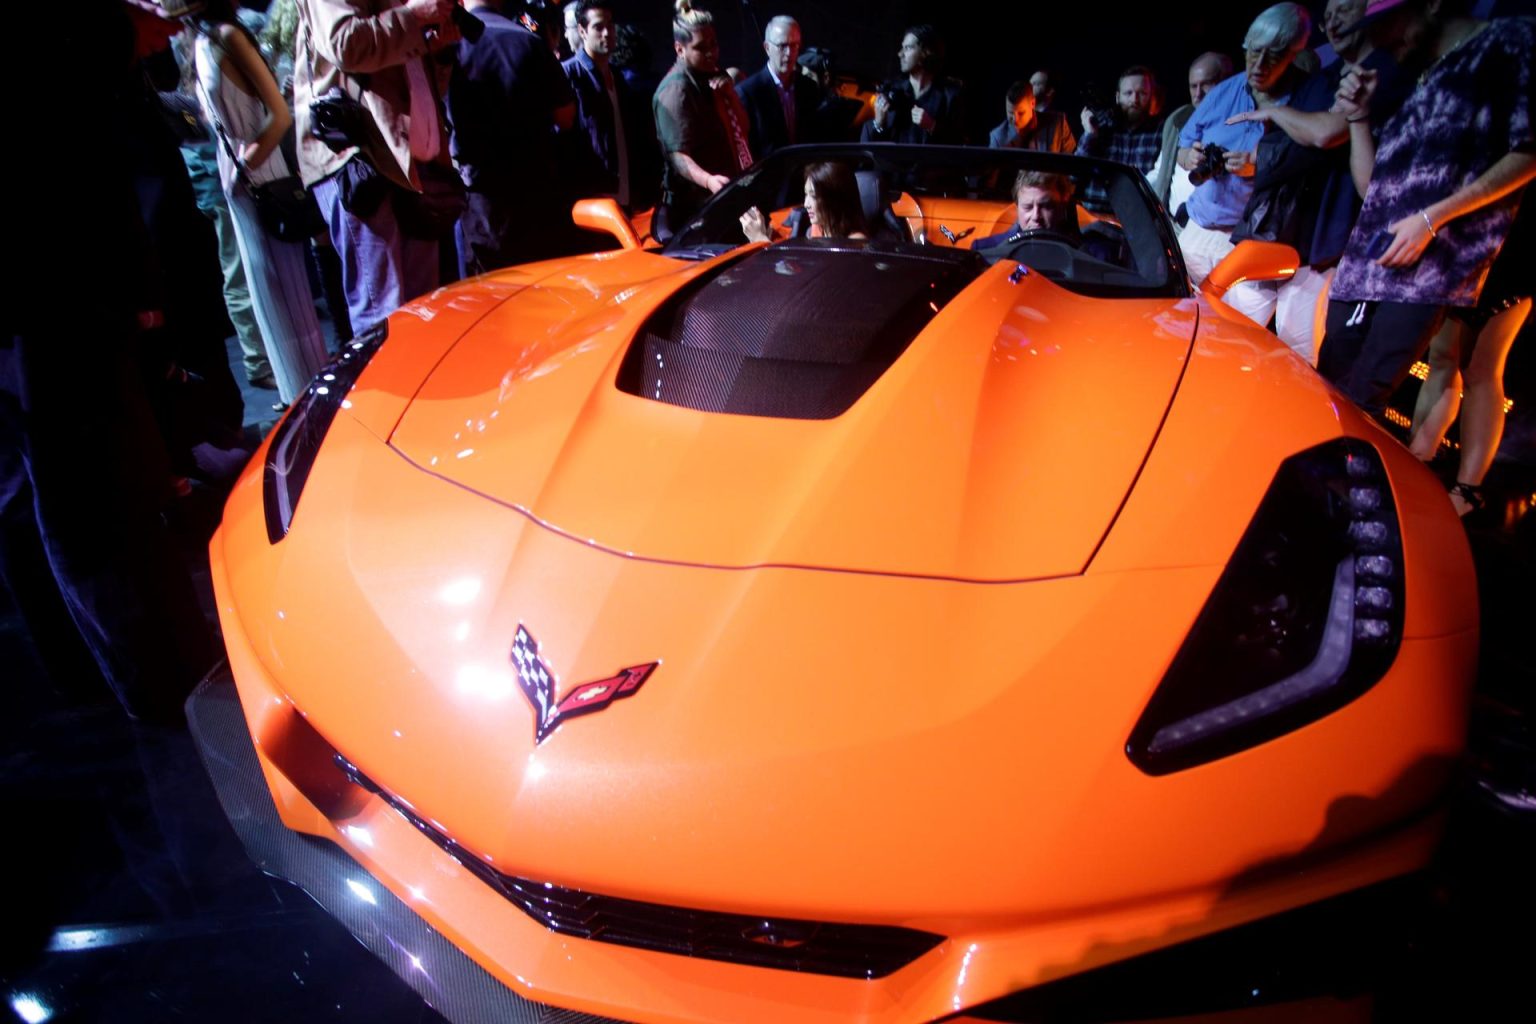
[{"xmin": 617, "ymin": 240, "xmax": 983, "ymax": 419}]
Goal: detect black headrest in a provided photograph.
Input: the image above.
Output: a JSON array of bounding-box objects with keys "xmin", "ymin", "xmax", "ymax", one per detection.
[{"xmin": 854, "ymin": 169, "xmax": 886, "ymax": 226}]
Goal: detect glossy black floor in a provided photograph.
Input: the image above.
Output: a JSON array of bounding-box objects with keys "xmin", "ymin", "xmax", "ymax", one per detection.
[{"xmin": 1, "ymin": 340, "xmax": 1533, "ymax": 1024}]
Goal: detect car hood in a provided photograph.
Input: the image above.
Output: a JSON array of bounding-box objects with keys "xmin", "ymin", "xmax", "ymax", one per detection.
[{"xmin": 389, "ymin": 249, "xmax": 1198, "ymax": 580}]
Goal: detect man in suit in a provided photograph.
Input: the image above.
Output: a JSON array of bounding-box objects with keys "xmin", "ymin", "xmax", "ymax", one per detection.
[
  {"xmin": 561, "ymin": 0, "xmax": 658, "ymax": 212},
  {"xmin": 735, "ymin": 15, "xmax": 819, "ymax": 159}
]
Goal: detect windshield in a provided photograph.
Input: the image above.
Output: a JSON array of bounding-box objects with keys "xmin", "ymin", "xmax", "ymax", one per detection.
[{"xmin": 663, "ymin": 144, "xmax": 1188, "ymax": 300}]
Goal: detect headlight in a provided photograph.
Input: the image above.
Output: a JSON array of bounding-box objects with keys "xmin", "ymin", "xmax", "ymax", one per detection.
[
  {"xmin": 1127, "ymin": 439, "xmax": 1404, "ymax": 775},
  {"xmin": 262, "ymin": 321, "xmax": 389, "ymax": 543}
]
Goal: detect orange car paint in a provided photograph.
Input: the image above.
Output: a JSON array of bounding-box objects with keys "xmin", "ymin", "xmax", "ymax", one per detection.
[{"xmin": 210, "ymin": 244, "xmax": 1477, "ymax": 1023}]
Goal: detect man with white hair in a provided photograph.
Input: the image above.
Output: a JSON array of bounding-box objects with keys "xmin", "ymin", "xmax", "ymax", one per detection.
[
  {"xmin": 1176, "ymin": 2, "xmax": 1312, "ymax": 322},
  {"xmin": 736, "ymin": 15, "xmax": 820, "ymax": 157},
  {"xmin": 1221, "ymin": 0, "xmax": 1412, "ymax": 363},
  {"xmin": 562, "ymin": 1, "xmax": 581, "ymax": 59}
]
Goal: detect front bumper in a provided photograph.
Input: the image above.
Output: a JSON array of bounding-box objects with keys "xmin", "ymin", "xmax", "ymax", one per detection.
[{"xmin": 187, "ymin": 666, "xmax": 624, "ymax": 1024}]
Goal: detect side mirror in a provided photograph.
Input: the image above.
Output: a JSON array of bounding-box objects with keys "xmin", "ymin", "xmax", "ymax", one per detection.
[
  {"xmin": 1201, "ymin": 239, "xmax": 1301, "ymax": 306},
  {"xmin": 572, "ymin": 198, "xmax": 640, "ymax": 251}
]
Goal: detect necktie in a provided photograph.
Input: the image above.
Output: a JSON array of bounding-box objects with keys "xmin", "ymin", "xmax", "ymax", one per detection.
[
  {"xmin": 712, "ymin": 77, "xmax": 754, "ymax": 172},
  {"xmin": 781, "ymin": 81, "xmax": 795, "ymax": 144}
]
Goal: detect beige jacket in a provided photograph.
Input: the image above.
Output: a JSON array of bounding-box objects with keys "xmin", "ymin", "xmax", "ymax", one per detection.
[{"xmin": 293, "ymin": 0, "xmax": 452, "ymax": 191}]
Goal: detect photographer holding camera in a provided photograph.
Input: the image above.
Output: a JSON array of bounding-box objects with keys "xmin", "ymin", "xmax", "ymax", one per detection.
[
  {"xmin": 294, "ymin": 0, "xmax": 465, "ymax": 335},
  {"xmin": 1176, "ymin": 2, "xmax": 1312, "ymax": 324},
  {"xmin": 1075, "ymin": 66, "xmax": 1164, "ymax": 212},
  {"xmin": 860, "ymin": 25, "xmax": 966, "ymax": 146}
]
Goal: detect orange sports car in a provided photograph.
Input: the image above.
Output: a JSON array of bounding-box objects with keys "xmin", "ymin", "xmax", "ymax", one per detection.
[{"xmin": 190, "ymin": 145, "xmax": 1479, "ymax": 1024}]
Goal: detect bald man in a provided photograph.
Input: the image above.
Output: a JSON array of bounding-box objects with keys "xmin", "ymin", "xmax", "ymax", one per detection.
[{"xmin": 1149, "ymin": 52, "xmax": 1234, "ymax": 216}]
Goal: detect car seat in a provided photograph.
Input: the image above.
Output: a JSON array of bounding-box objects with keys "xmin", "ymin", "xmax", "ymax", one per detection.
[{"xmin": 855, "ymin": 170, "xmax": 914, "ymax": 243}]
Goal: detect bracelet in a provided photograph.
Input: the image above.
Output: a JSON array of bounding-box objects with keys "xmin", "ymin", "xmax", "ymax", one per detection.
[
  {"xmin": 1420, "ymin": 210, "xmax": 1437, "ymax": 238},
  {"xmin": 1345, "ymin": 114, "xmax": 1369, "ymax": 123}
]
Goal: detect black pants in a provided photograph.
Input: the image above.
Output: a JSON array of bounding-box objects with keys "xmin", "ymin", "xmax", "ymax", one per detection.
[
  {"xmin": 0, "ymin": 330, "xmax": 215, "ymax": 722},
  {"xmin": 1317, "ymin": 299, "xmax": 1446, "ymax": 417}
]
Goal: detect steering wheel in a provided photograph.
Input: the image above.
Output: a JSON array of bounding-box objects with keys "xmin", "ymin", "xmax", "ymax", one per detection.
[{"xmin": 1005, "ymin": 228, "xmax": 1081, "ymax": 249}]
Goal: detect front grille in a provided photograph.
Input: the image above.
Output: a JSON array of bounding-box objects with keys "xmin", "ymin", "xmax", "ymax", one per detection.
[{"xmin": 335, "ymin": 755, "xmax": 944, "ymax": 979}]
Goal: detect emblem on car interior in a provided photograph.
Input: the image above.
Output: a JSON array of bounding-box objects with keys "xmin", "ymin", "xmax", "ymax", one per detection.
[{"xmin": 511, "ymin": 625, "xmax": 657, "ymax": 743}]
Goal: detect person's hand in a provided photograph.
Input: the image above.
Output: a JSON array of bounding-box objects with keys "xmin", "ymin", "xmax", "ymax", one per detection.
[
  {"xmin": 405, "ymin": 0, "xmax": 459, "ymax": 25},
  {"xmin": 705, "ymin": 172, "xmax": 730, "ymax": 193},
  {"xmin": 1225, "ymin": 149, "xmax": 1257, "ymax": 177},
  {"xmin": 1225, "ymin": 108, "xmax": 1273, "ymax": 126},
  {"xmin": 911, "ymin": 105, "xmax": 935, "ymax": 132},
  {"xmin": 238, "ymin": 141, "xmax": 266, "ymax": 172},
  {"xmin": 739, "ymin": 208, "xmax": 770, "ymax": 242},
  {"xmin": 1080, "ymin": 108, "xmax": 1096, "ymax": 136},
  {"xmin": 1177, "ymin": 142, "xmax": 1204, "ymax": 172},
  {"xmin": 872, "ymin": 92, "xmax": 891, "ymax": 126},
  {"xmin": 1377, "ymin": 210, "xmax": 1437, "ymax": 268},
  {"xmin": 406, "ymin": 0, "xmax": 462, "ymax": 46},
  {"xmin": 1333, "ymin": 63, "xmax": 1378, "ymax": 122}
]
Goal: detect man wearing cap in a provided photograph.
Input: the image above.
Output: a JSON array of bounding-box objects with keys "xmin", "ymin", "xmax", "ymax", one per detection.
[{"xmin": 1318, "ymin": 0, "xmax": 1536, "ymax": 416}]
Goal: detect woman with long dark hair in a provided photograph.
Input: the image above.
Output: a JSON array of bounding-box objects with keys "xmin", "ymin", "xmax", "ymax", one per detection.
[
  {"xmin": 740, "ymin": 160, "xmax": 869, "ymax": 241},
  {"xmin": 185, "ymin": 0, "xmax": 326, "ymax": 410}
]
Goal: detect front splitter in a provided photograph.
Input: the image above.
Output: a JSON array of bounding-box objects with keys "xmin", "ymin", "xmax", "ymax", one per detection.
[{"xmin": 186, "ymin": 665, "xmax": 626, "ymax": 1024}]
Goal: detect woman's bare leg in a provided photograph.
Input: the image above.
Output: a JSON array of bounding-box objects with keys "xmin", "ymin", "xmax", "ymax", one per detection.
[
  {"xmin": 1451, "ymin": 297, "xmax": 1533, "ymax": 514},
  {"xmin": 1408, "ymin": 318, "xmax": 1466, "ymax": 461}
]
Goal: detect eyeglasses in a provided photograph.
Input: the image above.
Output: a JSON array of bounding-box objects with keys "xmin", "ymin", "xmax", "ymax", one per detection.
[{"xmin": 1244, "ymin": 45, "xmax": 1291, "ymax": 64}]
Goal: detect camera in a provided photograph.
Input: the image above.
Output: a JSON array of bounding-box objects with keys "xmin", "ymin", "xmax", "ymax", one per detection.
[
  {"xmin": 1188, "ymin": 143, "xmax": 1228, "ymax": 186},
  {"xmin": 309, "ymin": 87, "xmax": 371, "ymax": 152},
  {"xmin": 1078, "ymin": 83, "xmax": 1121, "ymax": 134},
  {"xmin": 1087, "ymin": 107, "xmax": 1119, "ymax": 133}
]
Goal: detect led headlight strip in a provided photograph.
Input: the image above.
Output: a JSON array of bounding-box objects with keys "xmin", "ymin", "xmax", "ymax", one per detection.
[
  {"xmin": 1127, "ymin": 439, "xmax": 1404, "ymax": 775},
  {"xmin": 262, "ymin": 321, "xmax": 389, "ymax": 543}
]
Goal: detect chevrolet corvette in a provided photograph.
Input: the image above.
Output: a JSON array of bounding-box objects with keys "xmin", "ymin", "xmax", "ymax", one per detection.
[{"xmin": 189, "ymin": 145, "xmax": 1479, "ymax": 1024}]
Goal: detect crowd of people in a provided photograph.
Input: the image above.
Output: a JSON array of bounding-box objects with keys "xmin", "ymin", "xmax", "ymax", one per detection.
[{"xmin": 2, "ymin": 0, "xmax": 1531, "ymax": 724}]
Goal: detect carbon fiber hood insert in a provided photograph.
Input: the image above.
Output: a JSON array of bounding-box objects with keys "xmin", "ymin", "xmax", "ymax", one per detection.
[{"xmin": 617, "ymin": 240, "xmax": 984, "ymax": 419}]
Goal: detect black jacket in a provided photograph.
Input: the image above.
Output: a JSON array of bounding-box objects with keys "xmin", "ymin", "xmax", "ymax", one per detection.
[{"xmin": 736, "ymin": 66, "xmax": 822, "ymax": 158}]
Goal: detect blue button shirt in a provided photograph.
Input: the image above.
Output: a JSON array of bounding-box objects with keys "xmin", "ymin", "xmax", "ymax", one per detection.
[{"xmin": 1179, "ymin": 73, "xmax": 1290, "ymax": 230}]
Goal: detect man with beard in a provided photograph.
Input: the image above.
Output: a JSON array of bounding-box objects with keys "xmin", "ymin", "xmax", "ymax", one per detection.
[
  {"xmin": 860, "ymin": 25, "xmax": 967, "ymax": 145},
  {"xmin": 1077, "ymin": 66, "xmax": 1164, "ymax": 211},
  {"xmin": 653, "ymin": 0, "xmax": 753, "ymax": 239},
  {"xmin": 1319, "ymin": 0, "xmax": 1535, "ymax": 417}
]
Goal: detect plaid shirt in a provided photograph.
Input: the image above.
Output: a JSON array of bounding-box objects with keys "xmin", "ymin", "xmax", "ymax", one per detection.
[{"xmin": 1077, "ymin": 115, "xmax": 1164, "ymax": 212}]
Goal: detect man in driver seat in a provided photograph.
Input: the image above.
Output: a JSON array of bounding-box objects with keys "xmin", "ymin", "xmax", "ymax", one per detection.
[{"xmin": 972, "ymin": 170, "xmax": 1125, "ymax": 265}]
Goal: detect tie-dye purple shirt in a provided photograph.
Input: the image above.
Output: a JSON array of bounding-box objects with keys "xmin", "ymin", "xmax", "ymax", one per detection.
[{"xmin": 1331, "ymin": 18, "xmax": 1535, "ymax": 307}]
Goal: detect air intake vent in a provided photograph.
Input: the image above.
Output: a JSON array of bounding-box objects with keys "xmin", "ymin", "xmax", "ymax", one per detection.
[
  {"xmin": 618, "ymin": 240, "xmax": 983, "ymax": 419},
  {"xmin": 335, "ymin": 754, "xmax": 945, "ymax": 979}
]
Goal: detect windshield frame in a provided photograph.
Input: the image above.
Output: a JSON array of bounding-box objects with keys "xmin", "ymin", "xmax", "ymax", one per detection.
[{"xmin": 662, "ymin": 143, "xmax": 1190, "ymax": 300}]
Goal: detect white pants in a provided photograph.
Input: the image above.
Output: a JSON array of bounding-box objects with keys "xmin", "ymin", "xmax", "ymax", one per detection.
[
  {"xmin": 1179, "ymin": 220, "xmax": 1337, "ymax": 351},
  {"xmin": 1179, "ymin": 220, "xmax": 1273, "ymax": 327},
  {"xmin": 1273, "ymin": 264, "xmax": 1334, "ymax": 366}
]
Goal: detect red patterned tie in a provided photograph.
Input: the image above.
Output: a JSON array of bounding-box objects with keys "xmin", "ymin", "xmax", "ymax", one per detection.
[{"xmin": 713, "ymin": 77, "xmax": 754, "ymax": 172}]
